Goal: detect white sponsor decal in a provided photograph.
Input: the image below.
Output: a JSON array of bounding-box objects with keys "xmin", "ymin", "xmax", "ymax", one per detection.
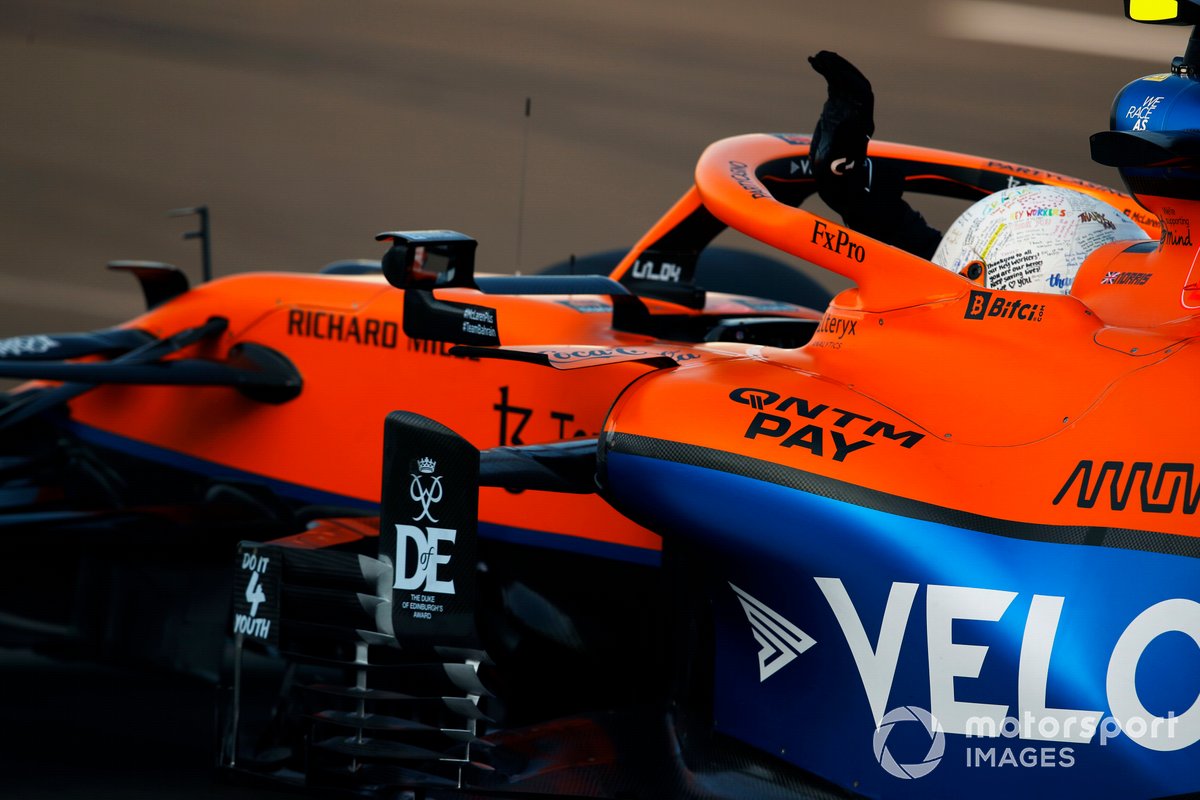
[
  {"xmin": 233, "ymin": 552, "xmax": 272, "ymax": 640},
  {"xmin": 1126, "ymin": 95, "xmax": 1164, "ymax": 131},
  {"xmin": 0, "ymin": 335, "xmax": 57, "ymax": 358},
  {"xmin": 393, "ymin": 524, "xmax": 456, "ymax": 595},
  {"xmin": 630, "ymin": 259, "xmax": 682, "ymax": 282},
  {"xmin": 815, "ymin": 578, "xmax": 1197, "ymax": 751},
  {"xmin": 409, "ymin": 456, "xmax": 443, "ymax": 523},
  {"xmin": 730, "ymin": 582, "xmax": 816, "ymax": 681}
]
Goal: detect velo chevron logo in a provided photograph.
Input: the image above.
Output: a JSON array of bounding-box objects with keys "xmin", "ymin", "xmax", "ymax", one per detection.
[{"xmin": 729, "ymin": 582, "xmax": 817, "ymax": 681}]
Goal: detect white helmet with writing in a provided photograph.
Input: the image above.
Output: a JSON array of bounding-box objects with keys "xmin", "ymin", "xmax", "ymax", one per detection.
[{"xmin": 931, "ymin": 184, "xmax": 1150, "ymax": 294}]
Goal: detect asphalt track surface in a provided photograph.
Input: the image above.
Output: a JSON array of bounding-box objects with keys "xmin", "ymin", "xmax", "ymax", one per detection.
[{"xmin": 0, "ymin": 1, "xmax": 1187, "ymax": 797}]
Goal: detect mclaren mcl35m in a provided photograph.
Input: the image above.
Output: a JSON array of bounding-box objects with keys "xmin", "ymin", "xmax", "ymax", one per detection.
[
  {"xmin": 0, "ymin": 194, "xmax": 838, "ymax": 677},
  {"xmin": 216, "ymin": 3, "xmax": 1200, "ymax": 799}
]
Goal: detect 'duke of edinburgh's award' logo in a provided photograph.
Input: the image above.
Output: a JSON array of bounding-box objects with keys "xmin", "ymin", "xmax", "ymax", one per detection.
[{"xmin": 410, "ymin": 456, "xmax": 443, "ymax": 522}]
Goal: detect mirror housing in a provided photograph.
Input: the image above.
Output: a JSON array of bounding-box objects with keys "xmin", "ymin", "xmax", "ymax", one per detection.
[{"xmin": 376, "ymin": 230, "xmax": 478, "ymax": 290}]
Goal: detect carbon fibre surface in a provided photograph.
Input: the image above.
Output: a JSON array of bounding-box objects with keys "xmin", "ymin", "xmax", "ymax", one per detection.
[{"xmin": 605, "ymin": 432, "xmax": 1200, "ymax": 557}]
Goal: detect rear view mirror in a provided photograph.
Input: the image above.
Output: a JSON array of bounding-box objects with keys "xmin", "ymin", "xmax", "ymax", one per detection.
[{"xmin": 376, "ymin": 230, "xmax": 478, "ymax": 290}]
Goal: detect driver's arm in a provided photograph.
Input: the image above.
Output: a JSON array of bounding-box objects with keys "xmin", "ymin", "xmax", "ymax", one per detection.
[{"xmin": 808, "ymin": 51, "xmax": 943, "ymax": 260}]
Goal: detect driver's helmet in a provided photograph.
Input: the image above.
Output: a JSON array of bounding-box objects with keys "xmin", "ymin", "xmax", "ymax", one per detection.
[
  {"xmin": 1106, "ymin": 72, "xmax": 1200, "ymax": 193},
  {"xmin": 931, "ymin": 185, "xmax": 1150, "ymax": 294}
]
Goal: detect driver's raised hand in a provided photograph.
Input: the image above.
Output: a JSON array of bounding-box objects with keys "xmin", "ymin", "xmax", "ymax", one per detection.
[
  {"xmin": 806, "ymin": 51, "xmax": 942, "ymax": 260},
  {"xmin": 808, "ymin": 50, "xmax": 875, "ymax": 216}
]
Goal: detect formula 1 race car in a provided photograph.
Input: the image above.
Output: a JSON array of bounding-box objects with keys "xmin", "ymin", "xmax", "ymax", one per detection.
[
  {"xmin": 7, "ymin": 2, "xmax": 1199, "ymax": 799},
  {"xmin": 212, "ymin": 3, "xmax": 1200, "ymax": 798},
  {"xmin": 0, "ymin": 205, "xmax": 841, "ymax": 674}
]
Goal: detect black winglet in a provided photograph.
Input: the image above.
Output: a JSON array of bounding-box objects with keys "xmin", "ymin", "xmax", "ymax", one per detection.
[
  {"xmin": 107, "ymin": 261, "xmax": 190, "ymax": 310},
  {"xmin": 479, "ymin": 439, "xmax": 599, "ymax": 494},
  {"xmin": 379, "ymin": 412, "xmax": 480, "ymax": 647}
]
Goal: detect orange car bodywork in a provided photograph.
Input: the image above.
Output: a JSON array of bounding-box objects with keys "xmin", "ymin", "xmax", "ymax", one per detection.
[
  {"xmin": 57, "ymin": 257, "xmax": 819, "ymax": 560},
  {"xmin": 528, "ymin": 134, "xmax": 1200, "ymax": 799},
  {"xmin": 54, "ymin": 134, "xmax": 1196, "ymax": 552},
  {"xmin": 108, "ymin": 130, "xmax": 1190, "ymax": 797},
  {"xmin": 593, "ymin": 135, "xmax": 1197, "ymax": 536}
]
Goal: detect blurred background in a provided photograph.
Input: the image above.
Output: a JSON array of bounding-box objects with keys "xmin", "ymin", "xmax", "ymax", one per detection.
[
  {"xmin": 0, "ymin": 0, "xmax": 1183, "ymax": 338},
  {"xmin": 0, "ymin": 1, "xmax": 1186, "ymax": 796}
]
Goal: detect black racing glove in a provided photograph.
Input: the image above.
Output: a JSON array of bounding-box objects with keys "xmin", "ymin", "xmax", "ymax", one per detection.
[
  {"xmin": 808, "ymin": 50, "xmax": 875, "ymax": 215},
  {"xmin": 808, "ymin": 51, "xmax": 942, "ymax": 260}
]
